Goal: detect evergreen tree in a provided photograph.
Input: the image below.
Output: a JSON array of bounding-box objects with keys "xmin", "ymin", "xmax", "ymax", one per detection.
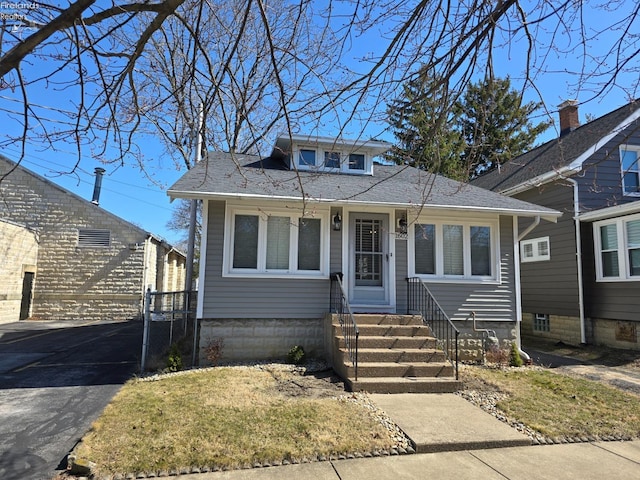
[
  {"xmin": 387, "ymin": 73, "xmax": 549, "ymax": 181},
  {"xmin": 458, "ymin": 77, "xmax": 550, "ymax": 177},
  {"xmin": 386, "ymin": 68, "xmax": 466, "ymax": 180}
]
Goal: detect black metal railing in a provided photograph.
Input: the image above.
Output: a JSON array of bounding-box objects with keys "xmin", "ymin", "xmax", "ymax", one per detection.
[
  {"xmin": 407, "ymin": 277, "xmax": 459, "ymax": 379},
  {"xmin": 330, "ymin": 273, "xmax": 359, "ymax": 380}
]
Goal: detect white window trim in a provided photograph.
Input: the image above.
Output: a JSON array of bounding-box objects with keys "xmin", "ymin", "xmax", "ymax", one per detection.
[
  {"xmin": 620, "ymin": 144, "xmax": 640, "ymax": 197},
  {"xmin": 594, "ymin": 212, "xmax": 640, "ymax": 282},
  {"xmin": 223, "ymin": 204, "xmax": 330, "ymax": 279},
  {"xmin": 407, "ymin": 216, "xmax": 500, "ymax": 283},
  {"xmin": 520, "ymin": 236, "xmax": 550, "ymax": 263},
  {"xmin": 292, "ymin": 145, "xmax": 373, "ymax": 175}
]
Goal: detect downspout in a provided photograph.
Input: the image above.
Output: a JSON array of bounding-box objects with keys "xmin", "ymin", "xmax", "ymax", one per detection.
[
  {"xmin": 514, "ymin": 216, "xmax": 537, "ymax": 363},
  {"xmin": 567, "ymin": 178, "xmax": 587, "ymax": 344}
]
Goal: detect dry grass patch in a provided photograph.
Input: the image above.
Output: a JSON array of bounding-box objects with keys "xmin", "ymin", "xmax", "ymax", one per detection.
[
  {"xmin": 77, "ymin": 367, "xmax": 398, "ymax": 476},
  {"xmin": 463, "ymin": 366, "xmax": 640, "ymax": 439}
]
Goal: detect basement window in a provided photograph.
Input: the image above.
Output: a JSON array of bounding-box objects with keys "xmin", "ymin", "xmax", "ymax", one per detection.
[
  {"xmin": 534, "ymin": 313, "xmax": 550, "ymax": 332},
  {"xmin": 78, "ymin": 229, "xmax": 111, "ymax": 248}
]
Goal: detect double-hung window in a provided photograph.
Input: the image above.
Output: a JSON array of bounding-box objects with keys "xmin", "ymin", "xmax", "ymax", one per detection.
[
  {"xmin": 227, "ymin": 207, "xmax": 327, "ymax": 277},
  {"xmin": 594, "ymin": 213, "xmax": 640, "ymax": 281},
  {"xmin": 410, "ymin": 218, "xmax": 497, "ymax": 281},
  {"xmin": 620, "ymin": 145, "xmax": 640, "ymax": 195}
]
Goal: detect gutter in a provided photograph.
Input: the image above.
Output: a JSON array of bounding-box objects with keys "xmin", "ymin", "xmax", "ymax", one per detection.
[
  {"xmin": 567, "ymin": 178, "xmax": 587, "ymax": 344},
  {"xmin": 499, "ymin": 166, "xmax": 581, "ymax": 196},
  {"xmin": 167, "ymin": 190, "xmax": 559, "ymax": 221},
  {"xmin": 498, "ymin": 107, "xmax": 640, "ymax": 197}
]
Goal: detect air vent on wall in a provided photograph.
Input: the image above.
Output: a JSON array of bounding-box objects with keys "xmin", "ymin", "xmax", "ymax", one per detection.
[{"xmin": 78, "ymin": 229, "xmax": 111, "ymax": 247}]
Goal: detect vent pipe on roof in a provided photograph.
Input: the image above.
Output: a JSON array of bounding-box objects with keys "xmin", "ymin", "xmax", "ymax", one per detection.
[
  {"xmin": 91, "ymin": 167, "xmax": 106, "ymax": 205},
  {"xmin": 558, "ymin": 100, "xmax": 580, "ymax": 136}
]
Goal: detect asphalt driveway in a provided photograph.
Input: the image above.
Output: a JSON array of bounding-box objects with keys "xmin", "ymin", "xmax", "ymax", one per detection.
[{"xmin": 0, "ymin": 319, "xmax": 141, "ymax": 480}]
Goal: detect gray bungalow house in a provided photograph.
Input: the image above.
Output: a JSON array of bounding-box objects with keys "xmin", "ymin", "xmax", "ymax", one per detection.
[
  {"xmin": 168, "ymin": 134, "xmax": 560, "ymax": 380},
  {"xmin": 473, "ymin": 100, "xmax": 640, "ymax": 351}
]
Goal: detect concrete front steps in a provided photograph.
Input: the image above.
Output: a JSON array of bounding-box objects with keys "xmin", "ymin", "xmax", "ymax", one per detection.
[{"xmin": 329, "ymin": 314, "xmax": 462, "ymax": 394}]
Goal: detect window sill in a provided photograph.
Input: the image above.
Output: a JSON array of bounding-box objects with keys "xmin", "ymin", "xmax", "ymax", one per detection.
[
  {"xmin": 410, "ymin": 275, "xmax": 500, "ymax": 285},
  {"xmin": 223, "ymin": 272, "xmax": 329, "ymax": 280},
  {"xmin": 595, "ymin": 276, "xmax": 640, "ymax": 283}
]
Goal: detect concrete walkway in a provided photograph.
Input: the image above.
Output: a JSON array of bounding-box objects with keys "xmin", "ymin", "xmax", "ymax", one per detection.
[
  {"xmin": 172, "ymin": 440, "xmax": 640, "ymax": 479},
  {"xmin": 369, "ymin": 393, "xmax": 531, "ymax": 453}
]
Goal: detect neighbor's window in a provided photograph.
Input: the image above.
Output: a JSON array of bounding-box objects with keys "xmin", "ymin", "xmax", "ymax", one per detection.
[
  {"xmin": 78, "ymin": 229, "xmax": 111, "ymax": 248},
  {"xmin": 534, "ymin": 313, "xmax": 550, "ymax": 332},
  {"xmin": 594, "ymin": 214, "xmax": 640, "ymax": 281},
  {"xmin": 620, "ymin": 145, "xmax": 640, "ymax": 195},
  {"xmin": 521, "ymin": 236, "xmax": 550, "ymax": 263},
  {"xmin": 411, "ymin": 220, "xmax": 496, "ymax": 280},
  {"xmin": 228, "ymin": 208, "xmax": 327, "ymax": 276}
]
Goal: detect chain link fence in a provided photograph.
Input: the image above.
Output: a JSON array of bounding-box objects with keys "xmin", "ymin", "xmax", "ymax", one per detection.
[{"xmin": 141, "ymin": 289, "xmax": 198, "ymax": 372}]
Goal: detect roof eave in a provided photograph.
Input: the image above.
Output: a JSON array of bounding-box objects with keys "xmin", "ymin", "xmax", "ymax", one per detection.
[
  {"xmin": 167, "ymin": 189, "xmax": 560, "ymax": 220},
  {"xmin": 578, "ymin": 201, "xmax": 640, "ymax": 222},
  {"xmin": 497, "ymin": 106, "xmax": 640, "ymax": 196}
]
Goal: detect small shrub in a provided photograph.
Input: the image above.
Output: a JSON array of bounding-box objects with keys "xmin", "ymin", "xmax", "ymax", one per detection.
[
  {"xmin": 203, "ymin": 337, "xmax": 225, "ymax": 366},
  {"xmin": 287, "ymin": 345, "xmax": 306, "ymax": 365},
  {"xmin": 510, "ymin": 342, "xmax": 524, "ymax": 367},
  {"xmin": 485, "ymin": 345, "xmax": 510, "ymax": 366},
  {"xmin": 166, "ymin": 343, "xmax": 183, "ymax": 372}
]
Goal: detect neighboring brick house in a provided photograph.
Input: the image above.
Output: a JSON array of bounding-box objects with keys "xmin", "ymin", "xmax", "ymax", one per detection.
[
  {"xmin": 473, "ymin": 100, "xmax": 640, "ymax": 350},
  {"xmin": 0, "ymin": 155, "xmax": 186, "ymax": 324}
]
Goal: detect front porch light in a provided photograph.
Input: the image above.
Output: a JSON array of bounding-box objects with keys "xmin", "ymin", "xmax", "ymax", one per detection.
[
  {"xmin": 397, "ymin": 216, "xmax": 407, "ymax": 234},
  {"xmin": 333, "ymin": 213, "xmax": 342, "ymax": 231}
]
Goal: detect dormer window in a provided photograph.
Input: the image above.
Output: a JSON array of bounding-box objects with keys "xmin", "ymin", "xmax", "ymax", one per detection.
[
  {"xmin": 349, "ymin": 154, "xmax": 365, "ymax": 170},
  {"xmin": 294, "ymin": 145, "xmax": 371, "ymax": 174},
  {"xmin": 324, "ymin": 151, "xmax": 341, "ymax": 168},
  {"xmin": 273, "ymin": 134, "xmax": 391, "ymax": 176},
  {"xmin": 299, "ymin": 149, "xmax": 316, "ymax": 166},
  {"xmin": 621, "ymin": 145, "xmax": 640, "ymax": 195}
]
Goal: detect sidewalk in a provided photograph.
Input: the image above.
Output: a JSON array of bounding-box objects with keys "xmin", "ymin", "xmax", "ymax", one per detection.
[{"xmin": 170, "ymin": 440, "xmax": 640, "ymax": 480}]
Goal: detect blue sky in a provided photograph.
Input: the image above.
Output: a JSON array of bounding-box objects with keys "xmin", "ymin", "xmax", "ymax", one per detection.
[{"xmin": 1, "ymin": 2, "xmax": 637, "ymax": 244}]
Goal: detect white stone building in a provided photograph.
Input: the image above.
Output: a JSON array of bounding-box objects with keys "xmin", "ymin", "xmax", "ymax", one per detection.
[{"xmin": 0, "ymin": 155, "xmax": 186, "ymax": 324}]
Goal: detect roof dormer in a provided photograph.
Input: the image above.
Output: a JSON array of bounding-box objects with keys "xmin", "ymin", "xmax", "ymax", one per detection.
[{"xmin": 272, "ymin": 134, "xmax": 391, "ymax": 175}]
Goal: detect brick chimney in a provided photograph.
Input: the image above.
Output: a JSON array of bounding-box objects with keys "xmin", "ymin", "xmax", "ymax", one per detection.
[{"xmin": 558, "ymin": 100, "xmax": 579, "ymax": 136}]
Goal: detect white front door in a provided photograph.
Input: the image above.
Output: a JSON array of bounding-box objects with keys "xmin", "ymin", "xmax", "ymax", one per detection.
[{"xmin": 349, "ymin": 213, "xmax": 390, "ymax": 306}]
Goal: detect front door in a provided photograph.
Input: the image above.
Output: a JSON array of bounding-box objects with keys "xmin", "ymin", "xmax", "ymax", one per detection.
[{"xmin": 349, "ymin": 213, "xmax": 390, "ymax": 306}]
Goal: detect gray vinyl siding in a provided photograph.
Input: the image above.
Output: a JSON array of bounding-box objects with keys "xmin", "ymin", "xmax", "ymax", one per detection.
[
  {"xmin": 330, "ymin": 207, "xmax": 342, "ymax": 274},
  {"xmin": 395, "ymin": 230, "xmax": 408, "ymax": 313},
  {"xmin": 422, "ymin": 216, "xmax": 517, "ymax": 322},
  {"xmin": 201, "ymin": 200, "xmax": 330, "ymax": 318},
  {"xmin": 581, "ymin": 220, "xmax": 640, "ymax": 321},
  {"xmin": 578, "ymin": 126, "xmax": 640, "ymax": 211},
  {"xmin": 514, "ymin": 183, "xmax": 580, "ymax": 317}
]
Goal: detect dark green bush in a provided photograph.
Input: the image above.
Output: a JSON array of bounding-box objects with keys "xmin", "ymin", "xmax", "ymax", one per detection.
[
  {"xmin": 287, "ymin": 345, "xmax": 306, "ymax": 365},
  {"xmin": 166, "ymin": 343, "xmax": 183, "ymax": 372}
]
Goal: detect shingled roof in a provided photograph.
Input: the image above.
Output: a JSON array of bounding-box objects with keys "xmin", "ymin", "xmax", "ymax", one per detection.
[
  {"xmin": 168, "ymin": 151, "xmax": 560, "ymax": 220},
  {"xmin": 472, "ymin": 100, "xmax": 640, "ymax": 193}
]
